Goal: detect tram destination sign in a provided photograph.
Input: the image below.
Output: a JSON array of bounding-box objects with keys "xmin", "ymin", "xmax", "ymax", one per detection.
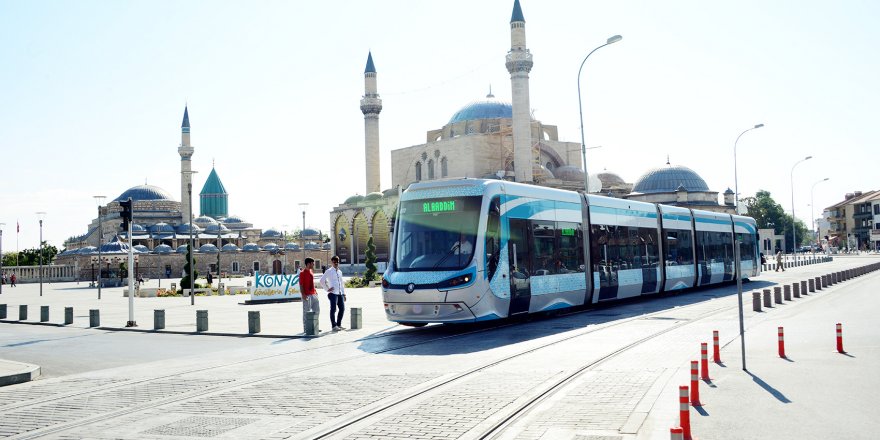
[{"xmin": 423, "ymin": 200, "xmax": 456, "ymax": 213}]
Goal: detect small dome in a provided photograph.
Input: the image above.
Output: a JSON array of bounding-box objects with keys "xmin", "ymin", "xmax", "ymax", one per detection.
[
  {"xmin": 724, "ymin": 187, "xmax": 735, "ymax": 195},
  {"xmin": 223, "ymin": 215, "xmax": 246, "ymax": 224},
  {"xmin": 176, "ymin": 244, "xmax": 191, "ymax": 254},
  {"xmin": 554, "ymin": 165, "xmax": 585, "ymax": 182},
  {"xmin": 177, "ymin": 223, "xmax": 202, "ymax": 234},
  {"xmin": 597, "ymin": 171, "xmax": 626, "ymax": 187},
  {"xmin": 131, "ymin": 224, "xmax": 147, "ymax": 233},
  {"xmin": 345, "ymin": 194, "xmax": 364, "ymax": 205},
  {"xmin": 301, "ymin": 228, "xmax": 320, "ymax": 238},
  {"xmin": 149, "ymin": 223, "xmax": 176, "ymax": 234},
  {"xmin": 242, "ymin": 243, "xmax": 261, "ymax": 252},
  {"xmin": 364, "ymin": 192, "xmax": 383, "ymax": 201},
  {"xmin": 198, "ymin": 244, "xmax": 219, "ymax": 253},
  {"xmin": 133, "ymin": 245, "xmax": 150, "ymax": 253},
  {"xmin": 262, "ymin": 243, "xmax": 279, "ymax": 251},
  {"xmin": 205, "ymin": 223, "xmax": 230, "ymax": 234},
  {"xmin": 304, "ymin": 242, "xmax": 319, "ymax": 250},
  {"xmin": 194, "ymin": 216, "xmax": 218, "ymax": 226},
  {"xmin": 100, "ymin": 236, "xmax": 135, "ymax": 254},
  {"xmin": 154, "ymin": 244, "xmax": 173, "ymax": 254},
  {"xmin": 261, "ymin": 228, "xmax": 282, "ymax": 238},
  {"xmin": 221, "ymin": 243, "xmax": 240, "ymax": 252},
  {"xmin": 322, "ymin": 243, "xmax": 331, "ymax": 250},
  {"xmin": 113, "ymin": 184, "xmax": 175, "ymax": 203},
  {"xmin": 632, "ymin": 165, "xmax": 709, "ymax": 194},
  {"xmin": 284, "ymin": 242, "xmax": 301, "ymax": 250},
  {"xmin": 448, "ymin": 99, "xmax": 513, "ymax": 124},
  {"xmin": 382, "ymin": 188, "xmax": 398, "ymax": 197}
]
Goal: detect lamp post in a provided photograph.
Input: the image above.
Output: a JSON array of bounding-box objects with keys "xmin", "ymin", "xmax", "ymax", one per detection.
[
  {"xmin": 811, "ymin": 178, "xmax": 830, "ymax": 249},
  {"xmin": 36, "ymin": 212, "xmax": 46, "ymax": 296},
  {"xmin": 790, "ymin": 156, "xmax": 813, "ymax": 259},
  {"xmin": 577, "ymin": 35, "xmax": 622, "ymax": 194},
  {"xmin": 731, "ymin": 123, "xmax": 763, "ymax": 371},
  {"xmin": 94, "ymin": 195, "xmax": 106, "ymax": 299},
  {"xmin": 188, "ymin": 182, "xmax": 195, "ymax": 304}
]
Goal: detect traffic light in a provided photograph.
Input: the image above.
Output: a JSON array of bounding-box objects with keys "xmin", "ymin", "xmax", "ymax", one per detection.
[{"xmin": 120, "ymin": 198, "xmax": 133, "ymax": 232}]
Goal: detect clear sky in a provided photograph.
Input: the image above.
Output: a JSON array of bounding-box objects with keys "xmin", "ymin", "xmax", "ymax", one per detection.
[{"xmin": 1, "ymin": 0, "xmax": 877, "ymax": 250}]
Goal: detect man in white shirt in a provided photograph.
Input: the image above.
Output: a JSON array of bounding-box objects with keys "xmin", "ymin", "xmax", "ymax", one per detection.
[{"xmin": 319, "ymin": 255, "xmax": 346, "ymax": 331}]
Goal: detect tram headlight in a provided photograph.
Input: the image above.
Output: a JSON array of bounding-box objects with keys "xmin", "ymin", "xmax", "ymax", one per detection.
[{"xmin": 437, "ymin": 274, "xmax": 472, "ymax": 289}]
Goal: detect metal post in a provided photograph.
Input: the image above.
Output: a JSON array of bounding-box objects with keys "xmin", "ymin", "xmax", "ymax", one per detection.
[
  {"xmin": 188, "ymin": 182, "xmax": 195, "ymax": 305},
  {"xmin": 126, "ymin": 215, "xmax": 136, "ymax": 327},
  {"xmin": 217, "ymin": 228, "xmax": 221, "ymax": 285},
  {"xmin": 36, "ymin": 213, "xmax": 46, "ymax": 296},
  {"xmin": 735, "ymin": 239, "xmax": 746, "ymax": 370},
  {"xmin": 577, "ymin": 35, "xmax": 622, "ymax": 195},
  {"xmin": 94, "ymin": 196, "xmax": 106, "ymax": 300},
  {"xmin": 0, "ymin": 224, "xmax": 4, "ymax": 296}
]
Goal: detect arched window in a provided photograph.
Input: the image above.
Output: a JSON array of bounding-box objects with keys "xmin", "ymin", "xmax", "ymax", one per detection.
[
  {"xmin": 427, "ymin": 159, "xmax": 435, "ymax": 179},
  {"xmin": 415, "ymin": 162, "xmax": 422, "ymax": 181},
  {"xmin": 441, "ymin": 157, "xmax": 448, "ymax": 177}
]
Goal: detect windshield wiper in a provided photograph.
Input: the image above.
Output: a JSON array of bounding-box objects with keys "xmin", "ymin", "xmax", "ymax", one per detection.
[{"xmin": 432, "ymin": 243, "xmax": 460, "ymax": 269}]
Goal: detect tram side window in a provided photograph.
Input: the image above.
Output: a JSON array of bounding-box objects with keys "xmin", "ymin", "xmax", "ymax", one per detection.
[
  {"xmin": 735, "ymin": 232, "xmax": 756, "ymax": 264},
  {"xmin": 485, "ymin": 197, "xmax": 501, "ymax": 279},
  {"xmin": 697, "ymin": 231, "xmax": 733, "ymax": 265},
  {"xmin": 665, "ymin": 229, "xmax": 694, "ymax": 266},
  {"xmin": 531, "ymin": 221, "xmax": 556, "ymax": 276},
  {"xmin": 591, "ymin": 224, "xmax": 659, "ymax": 272},
  {"xmin": 557, "ymin": 222, "xmax": 584, "ymax": 273}
]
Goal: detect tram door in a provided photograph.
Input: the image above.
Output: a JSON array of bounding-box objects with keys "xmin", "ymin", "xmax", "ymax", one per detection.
[{"xmin": 508, "ymin": 218, "xmax": 532, "ymax": 315}]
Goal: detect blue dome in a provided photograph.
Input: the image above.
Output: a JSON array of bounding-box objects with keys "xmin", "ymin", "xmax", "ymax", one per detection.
[
  {"xmin": 198, "ymin": 244, "xmax": 219, "ymax": 253},
  {"xmin": 194, "ymin": 216, "xmax": 218, "ymax": 226},
  {"xmin": 322, "ymin": 243, "xmax": 331, "ymax": 250},
  {"xmin": 284, "ymin": 242, "xmax": 300, "ymax": 250},
  {"xmin": 205, "ymin": 224, "xmax": 230, "ymax": 234},
  {"xmin": 261, "ymin": 228, "xmax": 282, "ymax": 238},
  {"xmin": 177, "ymin": 223, "xmax": 202, "ymax": 234},
  {"xmin": 304, "ymin": 242, "xmax": 319, "ymax": 250},
  {"xmin": 154, "ymin": 244, "xmax": 173, "ymax": 254},
  {"xmin": 176, "ymin": 244, "xmax": 191, "ymax": 254},
  {"xmin": 133, "ymin": 245, "xmax": 150, "ymax": 253},
  {"xmin": 262, "ymin": 243, "xmax": 279, "ymax": 251},
  {"xmin": 76, "ymin": 246, "xmax": 97, "ymax": 255},
  {"xmin": 223, "ymin": 215, "xmax": 245, "ymax": 223},
  {"xmin": 242, "ymin": 243, "xmax": 260, "ymax": 252},
  {"xmin": 131, "ymin": 224, "xmax": 147, "ymax": 233},
  {"xmin": 301, "ymin": 228, "xmax": 320, "ymax": 238},
  {"xmin": 150, "ymin": 223, "xmax": 176, "ymax": 234},
  {"xmin": 632, "ymin": 165, "xmax": 710, "ymax": 194},
  {"xmin": 221, "ymin": 243, "xmax": 240, "ymax": 252},
  {"xmin": 448, "ymin": 100, "xmax": 513, "ymax": 124},
  {"xmin": 113, "ymin": 184, "xmax": 175, "ymax": 202},
  {"xmin": 100, "ymin": 236, "xmax": 138, "ymax": 254}
]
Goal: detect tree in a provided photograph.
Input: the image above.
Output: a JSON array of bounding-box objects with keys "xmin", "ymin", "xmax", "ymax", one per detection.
[
  {"xmin": 180, "ymin": 244, "xmax": 198, "ymax": 289},
  {"xmin": 364, "ymin": 236, "xmax": 378, "ymax": 283},
  {"xmin": 743, "ymin": 190, "xmax": 810, "ymax": 252},
  {"xmin": 9, "ymin": 244, "xmax": 58, "ymax": 266}
]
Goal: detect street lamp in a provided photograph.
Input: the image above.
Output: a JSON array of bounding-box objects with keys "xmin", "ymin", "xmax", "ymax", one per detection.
[
  {"xmin": 790, "ymin": 156, "xmax": 813, "ymax": 258},
  {"xmin": 577, "ymin": 34, "xmax": 622, "ymax": 194},
  {"xmin": 811, "ymin": 178, "xmax": 830, "ymax": 249},
  {"xmin": 36, "ymin": 212, "xmax": 46, "ymax": 296},
  {"xmin": 94, "ymin": 195, "xmax": 106, "ymax": 299},
  {"xmin": 182, "ymin": 170, "xmax": 198, "ymax": 304},
  {"xmin": 731, "ymin": 122, "xmax": 763, "ymax": 372}
]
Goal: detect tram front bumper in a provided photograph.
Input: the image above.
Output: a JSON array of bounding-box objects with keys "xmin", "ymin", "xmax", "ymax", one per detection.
[{"xmin": 384, "ymin": 302, "xmax": 476, "ymax": 323}]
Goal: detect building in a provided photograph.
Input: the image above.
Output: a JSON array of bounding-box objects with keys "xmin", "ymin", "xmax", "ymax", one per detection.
[
  {"xmin": 821, "ymin": 190, "xmax": 880, "ymax": 251},
  {"xmin": 58, "ymin": 107, "xmax": 329, "ymax": 280}
]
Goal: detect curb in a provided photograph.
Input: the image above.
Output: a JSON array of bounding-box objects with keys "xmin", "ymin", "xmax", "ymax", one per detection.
[{"xmin": 0, "ymin": 360, "xmax": 41, "ymax": 387}]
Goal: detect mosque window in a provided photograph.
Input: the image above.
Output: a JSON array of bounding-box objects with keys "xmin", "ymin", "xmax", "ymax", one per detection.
[
  {"xmin": 441, "ymin": 157, "xmax": 448, "ymax": 177},
  {"xmin": 415, "ymin": 162, "xmax": 422, "ymax": 181},
  {"xmin": 428, "ymin": 159, "xmax": 435, "ymax": 179},
  {"xmin": 231, "ymin": 261, "xmax": 240, "ymax": 273}
]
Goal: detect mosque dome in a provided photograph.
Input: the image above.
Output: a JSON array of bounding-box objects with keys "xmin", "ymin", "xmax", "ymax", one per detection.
[
  {"xmin": 382, "ymin": 188, "xmax": 398, "ymax": 197},
  {"xmin": 149, "ymin": 223, "xmax": 176, "ymax": 234},
  {"xmin": 448, "ymin": 99, "xmax": 513, "ymax": 124},
  {"xmin": 345, "ymin": 194, "xmax": 364, "ymax": 205},
  {"xmin": 177, "ymin": 223, "xmax": 202, "ymax": 234},
  {"xmin": 194, "ymin": 216, "xmax": 218, "ymax": 226},
  {"xmin": 284, "ymin": 242, "xmax": 300, "ymax": 251},
  {"xmin": 222, "ymin": 215, "xmax": 251, "ymax": 230},
  {"xmin": 131, "ymin": 224, "xmax": 147, "ymax": 233},
  {"xmin": 133, "ymin": 245, "xmax": 150, "ymax": 253},
  {"xmin": 113, "ymin": 184, "xmax": 175, "ymax": 203},
  {"xmin": 304, "ymin": 242, "xmax": 319, "ymax": 250},
  {"xmin": 198, "ymin": 244, "xmax": 219, "ymax": 253},
  {"xmin": 223, "ymin": 215, "xmax": 246, "ymax": 224},
  {"xmin": 154, "ymin": 244, "xmax": 173, "ymax": 254},
  {"xmin": 301, "ymin": 228, "xmax": 321, "ymax": 238},
  {"xmin": 76, "ymin": 246, "xmax": 97, "ymax": 255},
  {"xmin": 261, "ymin": 228, "xmax": 282, "ymax": 238},
  {"xmin": 242, "ymin": 243, "xmax": 260, "ymax": 252},
  {"xmin": 364, "ymin": 192, "xmax": 383, "ymax": 201},
  {"xmin": 553, "ymin": 165, "xmax": 585, "ymax": 182},
  {"xmin": 221, "ymin": 243, "xmax": 240, "ymax": 252},
  {"xmin": 322, "ymin": 243, "xmax": 331, "ymax": 250},
  {"xmin": 632, "ymin": 165, "xmax": 709, "ymax": 194},
  {"xmin": 262, "ymin": 243, "xmax": 280, "ymax": 252},
  {"xmin": 597, "ymin": 171, "xmax": 626, "ymax": 187},
  {"xmin": 204, "ymin": 224, "xmax": 230, "ymax": 234},
  {"xmin": 100, "ymin": 236, "xmax": 137, "ymax": 254},
  {"xmin": 176, "ymin": 244, "xmax": 190, "ymax": 254}
]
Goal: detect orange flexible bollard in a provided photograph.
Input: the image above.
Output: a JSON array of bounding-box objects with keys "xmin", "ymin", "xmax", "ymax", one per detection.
[
  {"xmin": 713, "ymin": 330, "xmax": 721, "ymax": 363},
  {"xmin": 679, "ymin": 385, "xmax": 691, "ymax": 440},
  {"xmin": 690, "ymin": 361, "xmax": 701, "ymax": 406},
  {"xmin": 670, "ymin": 427, "xmax": 684, "ymax": 440},
  {"xmin": 778, "ymin": 326, "xmax": 786, "ymax": 358},
  {"xmin": 700, "ymin": 342, "xmax": 710, "ymax": 380},
  {"xmin": 836, "ymin": 323, "xmax": 845, "ymax": 353}
]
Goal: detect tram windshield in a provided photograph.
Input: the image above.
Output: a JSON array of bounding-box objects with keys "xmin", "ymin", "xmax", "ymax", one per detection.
[{"xmin": 395, "ymin": 196, "xmax": 482, "ymax": 271}]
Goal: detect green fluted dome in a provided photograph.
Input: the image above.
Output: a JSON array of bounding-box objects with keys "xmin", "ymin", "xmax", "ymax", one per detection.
[{"xmin": 199, "ymin": 167, "xmax": 228, "ymax": 219}]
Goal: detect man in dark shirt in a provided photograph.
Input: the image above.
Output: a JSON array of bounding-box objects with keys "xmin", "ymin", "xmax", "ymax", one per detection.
[{"xmin": 299, "ymin": 258, "xmax": 319, "ymax": 333}]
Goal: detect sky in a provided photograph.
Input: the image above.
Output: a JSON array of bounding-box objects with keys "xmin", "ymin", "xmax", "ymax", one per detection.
[{"xmin": 1, "ymin": 0, "xmax": 878, "ymax": 250}]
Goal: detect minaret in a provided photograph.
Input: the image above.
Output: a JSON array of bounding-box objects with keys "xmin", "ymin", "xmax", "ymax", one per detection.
[
  {"xmin": 506, "ymin": 0, "xmax": 534, "ymax": 183},
  {"xmin": 360, "ymin": 52, "xmax": 382, "ymax": 194},
  {"xmin": 178, "ymin": 106, "xmax": 195, "ymax": 222}
]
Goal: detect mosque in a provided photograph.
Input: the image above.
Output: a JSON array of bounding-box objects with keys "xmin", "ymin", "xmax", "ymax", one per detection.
[
  {"xmin": 329, "ymin": 0, "xmax": 734, "ymax": 272},
  {"xmin": 57, "ymin": 107, "xmax": 330, "ymax": 280}
]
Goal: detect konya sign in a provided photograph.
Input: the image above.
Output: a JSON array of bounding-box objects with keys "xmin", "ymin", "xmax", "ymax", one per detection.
[{"xmin": 250, "ymin": 271, "xmax": 302, "ymax": 302}]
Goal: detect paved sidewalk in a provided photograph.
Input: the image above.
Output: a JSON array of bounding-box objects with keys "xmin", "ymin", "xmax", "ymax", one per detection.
[{"xmin": 0, "ymin": 358, "xmax": 40, "ymax": 386}]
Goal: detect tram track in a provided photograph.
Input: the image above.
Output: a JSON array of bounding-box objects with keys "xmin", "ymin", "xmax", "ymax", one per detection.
[{"xmin": 5, "ymin": 284, "xmax": 750, "ymax": 439}]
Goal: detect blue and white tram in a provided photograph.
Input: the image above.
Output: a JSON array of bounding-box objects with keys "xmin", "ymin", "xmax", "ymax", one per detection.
[{"xmin": 382, "ymin": 179, "xmax": 759, "ymax": 325}]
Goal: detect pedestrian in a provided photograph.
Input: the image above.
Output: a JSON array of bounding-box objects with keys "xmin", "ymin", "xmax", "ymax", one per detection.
[
  {"xmin": 299, "ymin": 257, "xmax": 319, "ymax": 333},
  {"xmin": 10, "ymin": 273, "xmax": 16, "ymax": 287},
  {"xmin": 206, "ymin": 271, "xmax": 213, "ymax": 286},
  {"xmin": 319, "ymin": 255, "xmax": 346, "ymax": 331},
  {"xmin": 775, "ymin": 249, "xmax": 785, "ymax": 272}
]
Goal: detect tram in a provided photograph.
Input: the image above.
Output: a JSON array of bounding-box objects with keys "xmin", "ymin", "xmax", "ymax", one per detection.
[{"xmin": 382, "ymin": 179, "xmax": 759, "ymax": 325}]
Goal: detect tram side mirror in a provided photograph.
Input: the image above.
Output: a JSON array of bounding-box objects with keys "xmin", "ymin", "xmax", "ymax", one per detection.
[{"xmin": 512, "ymin": 271, "xmax": 528, "ymax": 280}]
